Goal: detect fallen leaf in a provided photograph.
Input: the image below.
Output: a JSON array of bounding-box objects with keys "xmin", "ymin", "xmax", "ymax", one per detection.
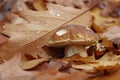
[
  {"xmin": 35, "ymin": 59, "xmax": 93, "ymax": 80},
  {"xmin": 94, "ymin": 43, "xmax": 106, "ymax": 59},
  {"xmin": 16, "ymin": 3, "xmax": 93, "ymax": 28},
  {"xmin": 47, "ymin": 0, "xmax": 100, "ymax": 9},
  {"xmin": 0, "ymin": 53, "xmax": 38, "ymax": 80},
  {"xmin": 0, "ymin": 3, "xmax": 93, "ymax": 59},
  {"xmin": 1, "ymin": 1, "xmax": 118, "ymax": 80},
  {"xmin": 12, "ymin": 0, "xmax": 29, "ymax": 11},
  {"xmin": 91, "ymin": 8, "xmax": 120, "ymax": 33},
  {"xmin": 98, "ymin": 0, "xmax": 120, "ymax": 18},
  {"xmin": 72, "ymin": 52, "xmax": 120, "ymax": 74},
  {"xmin": 0, "ymin": 33, "xmax": 8, "ymax": 44},
  {"xmin": 91, "ymin": 70, "xmax": 120, "ymax": 80},
  {"xmin": 0, "ymin": 0, "xmax": 18, "ymax": 20},
  {"xmin": 0, "ymin": 51, "xmax": 93, "ymax": 80},
  {"xmin": 102, "ymin": 37, "xmax": 113, "ymax": 47},
  {"xmin": 62, "ymin": 54, "xmax": 94, "ymax": 64},
  {"xmin": 19, "ymin": 29, "xmax": 57, "ymax": 59},
  {"xmin": 21, "ymin": 58, "xmax": 48, "ymax": 70},
  {"xmin": 33, "ymin": 0, "xmax": 47, "ymax": 11},
  {"xmin": 101, "ymin": 26, "xmax": 120, "ymax": 44}
]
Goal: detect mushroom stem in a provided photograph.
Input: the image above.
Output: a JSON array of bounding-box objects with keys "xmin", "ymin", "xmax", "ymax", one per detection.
[{"xmin": 64, "ymin": 45, "xmax": 88, "ymax": 57}]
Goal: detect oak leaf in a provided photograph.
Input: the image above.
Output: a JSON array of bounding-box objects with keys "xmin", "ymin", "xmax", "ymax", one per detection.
[
  {"xmin": 91, "ymin": 70, "xmax": 120, "ymax": 80},
  {"xmin": 35, "ymin": 59, "xmax": 93, "ymax": 80},
  {"xmin": 0, "ymin": 53, "xmax": 38, "ymax": 80},
  {"xmin": 33, "ymin": 0, "xmax": 47, "ymax": 11},
  {"xmin": 91, "ymin": 8, "xmax": 120, "ymax": 33},
  {"xmin": 0, "ymin": 3, "xmax": 93, "ymax": 59},
  {"xmin": 21, "ymin": 58, "xmax": 48, "ymax": 70},
  {"xmin": 101, "ymin": 26, "xmax": 120, "ymax": 44}
]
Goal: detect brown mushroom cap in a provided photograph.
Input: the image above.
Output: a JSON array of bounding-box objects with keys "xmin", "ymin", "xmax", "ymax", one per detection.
[{"xmin": 48, "ymin": 25, "xmax": 99, "ymax": 47}]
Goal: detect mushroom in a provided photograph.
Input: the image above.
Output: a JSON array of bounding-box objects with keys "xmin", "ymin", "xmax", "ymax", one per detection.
[{"xmin": 48, "ymin": 25, "xmax": 99, "ymax": 57}]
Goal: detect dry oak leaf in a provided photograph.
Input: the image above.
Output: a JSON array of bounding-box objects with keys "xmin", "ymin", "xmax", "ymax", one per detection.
[
  {"xmin": 0, "ymin": 3, "xmax": 93, "ymax": 59},
  {"xmin": 98, "ymin": 0, "xmax": 120, "ymax": 18},
  {"xmin": 0, "ymin": 33, "xmax": 8, "ymax": 44},
  {"xmin": 13, "ymin": 0, "xmax": 46, "ymax": 11},
  {"xmin": 33, "ymin": 0, "xmax": 47, "ymax": 11},
  {"xmin": 16, "ymin": 3, "xmax": 93, "ymax": 27},
  {"xmin": 35, "ymin": 59, "xmax": 93, "ymax": 80},
  {"xmin": 92, "ymin": 70, "xmax": 120, "ymax": 80},
  {"xmin": 91, "ymin": 8, "xmax": 120, "ymax": 33},
  {"xmin": 101, "ymin": 26, "xmax": 120, "ymax": 44},
  {"xmin": 72, "ymin": 52, "xmax": 120, "ymax": 73},
  {"xmin": 47, "ymin": 0, "xmax": 100, "ymax": 10},
  {"xmin": 0, "ymin": 53, "xmax": 38, "ymax": 80},
  {"xmin": 21, "ymin": 58, "xmax": 48, "ymax": 70},
  {"xmin": 14, "ymin": 0, "xmax": 29, "ymax": 11}
]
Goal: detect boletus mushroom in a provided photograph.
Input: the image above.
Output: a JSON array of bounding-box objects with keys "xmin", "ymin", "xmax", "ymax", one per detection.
[{"xmin": 48, "ymin": 25, "xmax": 99, "ymax": 57}]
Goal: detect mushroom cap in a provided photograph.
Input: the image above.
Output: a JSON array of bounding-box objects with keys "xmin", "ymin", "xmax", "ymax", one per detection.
[{"xmin": 48, "ymin": 25, "xmax": 99, "ymax": 47}]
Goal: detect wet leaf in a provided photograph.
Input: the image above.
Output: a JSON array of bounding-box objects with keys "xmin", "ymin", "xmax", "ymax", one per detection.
[
  {"xmin": 0, "ymin": 53, "xmax": 38, "ymax": 80},
  {"xmin": 0, "ymin": 3, "xmax": 93, "ymax": 59}
]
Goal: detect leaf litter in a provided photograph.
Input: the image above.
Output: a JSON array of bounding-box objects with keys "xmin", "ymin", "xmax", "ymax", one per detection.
[{"xmin": 1, "ymin": 0, "xmax": 120, "ymax": 80}]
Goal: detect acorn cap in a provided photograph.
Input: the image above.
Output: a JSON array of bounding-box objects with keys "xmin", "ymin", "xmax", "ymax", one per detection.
[{"xmin": 48, "ymin": 25, "xmax": 99, "ymax": 47}]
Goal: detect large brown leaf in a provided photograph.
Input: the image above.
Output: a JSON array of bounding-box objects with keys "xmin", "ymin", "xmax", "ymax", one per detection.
[
  {"xmin": 0, "ymin": 53, "xmax": 38, "ymax": 80},
  {"xmin": 101, "ymin": 26, "xmax": 120, "ymax": 43},
  {"xmin": 16, "ymin": 13, "xmax": 93, "ymax": 59},
  {"xmin": 0, "ymin": 3, "xmax": 93, "ymax": 59},
  {"xmin": 47, "ymin": 0, "xmax": 100, "ymax": 9},
  {"xmin": 34, "ymin": 59, "xmax": 93, "ymax": 80},
  {"xmin": 91, "ymin": 8, "xmax": 120, "ymax": 33},
  {"xmin": 0, "ymin": 53, "xmax": 93, "ymax": 80}
]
